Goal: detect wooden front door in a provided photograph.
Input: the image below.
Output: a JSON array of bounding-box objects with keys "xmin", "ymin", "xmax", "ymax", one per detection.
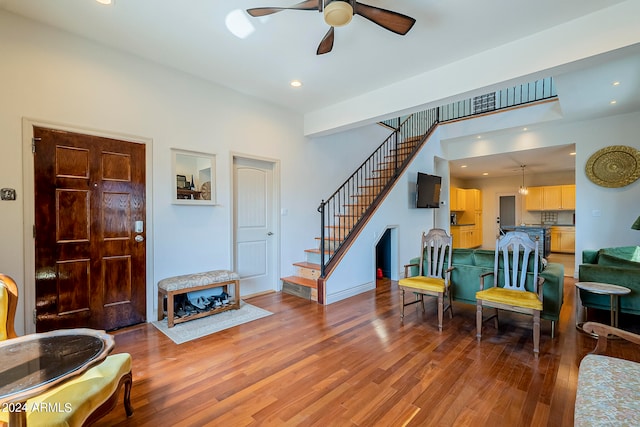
[{"xmin": 33, "ymin": 127, "xmax": 146, "ymax": 332}]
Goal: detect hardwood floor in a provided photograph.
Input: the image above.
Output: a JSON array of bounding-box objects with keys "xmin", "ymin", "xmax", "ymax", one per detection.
[{"xmin": 96, "ymin": 278, "xmax": 638, "ymax": 427}]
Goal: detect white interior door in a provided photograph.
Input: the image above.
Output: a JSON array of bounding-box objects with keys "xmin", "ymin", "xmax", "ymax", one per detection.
[{"xmin": 233, "ymin": 157, "xmax": 277, "ymax": 296}]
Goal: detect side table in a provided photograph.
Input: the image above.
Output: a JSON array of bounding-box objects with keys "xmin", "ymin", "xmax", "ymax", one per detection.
[{"xmin": 575, "ymin": 281, "xmax": 631, "ymax": 336}]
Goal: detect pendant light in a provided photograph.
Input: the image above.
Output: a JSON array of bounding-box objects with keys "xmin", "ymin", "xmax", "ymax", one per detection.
[{"xmin": 519, "ymin": 165, "xmax": 528, "ymax": 195}]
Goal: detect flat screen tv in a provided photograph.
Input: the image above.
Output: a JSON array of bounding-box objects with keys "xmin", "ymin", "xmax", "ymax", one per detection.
[{"xmin": 416, "ymin": 173, "xmax": 442, "ymax": 208}]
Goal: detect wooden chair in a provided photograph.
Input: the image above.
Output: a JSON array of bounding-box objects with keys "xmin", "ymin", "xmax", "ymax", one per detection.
[
  {"xmin": 0, "ymin": 273, "xmax": 134, "ymax": 426},
  {"xmin": 476, "ymin": 231, "xmax": 545, "ymax": 356},
  {"xmin": 0, "ymin": 273, "xmax": 19, "ymax": 341},
  {"xmin": 399, "ymin": 228, "xmax": 454, "ymax": 331}
]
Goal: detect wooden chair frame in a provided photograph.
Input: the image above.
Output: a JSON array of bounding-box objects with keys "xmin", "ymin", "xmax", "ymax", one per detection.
[
  {"xmin": 476, "ymin": 231, "xmax": 545, "ymax": 355},
  {"xmin": 0, "ymin": 273, "xmax": 19, "ymax": 340},
  {"xmin": 400, "ymin": 228, "xmax": 454, "ymax": 331}
]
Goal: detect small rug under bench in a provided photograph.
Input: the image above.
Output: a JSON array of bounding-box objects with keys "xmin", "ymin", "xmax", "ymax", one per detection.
[{"xmin": 151, "ymin": 301, "xmax": 272, "ymax": 344}]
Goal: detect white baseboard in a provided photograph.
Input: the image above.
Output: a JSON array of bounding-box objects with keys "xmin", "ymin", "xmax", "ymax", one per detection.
[{"xmin": 326, "ymin": 281, "xmax": 376, "ymax": 305}]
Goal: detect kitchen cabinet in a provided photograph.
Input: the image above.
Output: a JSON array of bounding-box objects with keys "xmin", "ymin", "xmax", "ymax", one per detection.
[
  {"xmin": 450, "ymin": 187, "xmax": 466, "ymax": 211},
  {"xmin": 451, "ymin": 188, "xmax": 482, "ymax": 248},
  {"xmin": 451, "ymin": 225, "xmax": 476, "ymax": 248},
  {"xmin": 551, "ymin": 226, "xmax": 575, "ymax": 253},
  {"xmin": 525, "ymin": 185, "xmax": 575, "ymax": 211},
  {"xmin": 525, "ymin": 186, "xmax": 544, "ymax": 210},
  {"xmin": 561, "ymin": 185, "xmax": 576, "ymax": 209}
]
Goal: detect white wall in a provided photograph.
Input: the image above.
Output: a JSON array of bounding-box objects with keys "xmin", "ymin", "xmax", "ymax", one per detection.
[
  {"xmin": 0, "ymin": 11, "xmax": 389, "ymax": 334},
  {"xmin": 575, "ymin": 113, "xmax": 640, "ymax": 251}
]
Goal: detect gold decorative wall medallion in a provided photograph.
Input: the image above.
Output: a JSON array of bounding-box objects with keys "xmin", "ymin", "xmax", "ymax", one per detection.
[{"xmin": 585, "ymin": 145, "xmax": 640, "ymax": 188}]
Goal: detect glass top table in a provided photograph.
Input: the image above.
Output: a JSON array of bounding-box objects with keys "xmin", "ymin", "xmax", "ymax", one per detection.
[{"xmin": 0, "ymin": 328, "xmax": 114, "ymax": 426}]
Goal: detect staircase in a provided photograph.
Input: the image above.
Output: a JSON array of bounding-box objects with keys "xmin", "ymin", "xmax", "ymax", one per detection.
[
  {"xmin": 281, "ymin": 135, "xmax": 426, "ymax": 302},
  {"xmin": 281, "ymin": 77, "xmax": 558, "ymax": 303}
]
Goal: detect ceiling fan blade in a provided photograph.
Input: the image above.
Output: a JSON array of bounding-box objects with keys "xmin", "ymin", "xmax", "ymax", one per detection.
[
  {"xmin": 247, "ymin": 0, "xmax": 319, "ymax": 17},
  {"xmin": 316, "ymin": 27, "xmax": 335, "ymax": 55},
  {"xmin": 354, "ymin": 2, "xmax": 416, "ymax": 35}
]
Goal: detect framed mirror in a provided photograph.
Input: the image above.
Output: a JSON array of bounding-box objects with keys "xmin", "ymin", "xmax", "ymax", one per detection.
[{"xmin": 171, "ymin": 148, "xmax": 216, "ymax": 205}]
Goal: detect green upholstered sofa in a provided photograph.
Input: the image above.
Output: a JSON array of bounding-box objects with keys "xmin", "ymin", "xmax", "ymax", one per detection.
[
  {"xmin": 578, "ymin": 246, "xmax": 640, "ymax": 315},
  {"xmin": 408, "ymin": 248, "xmax": 565, "ymax": 334}
]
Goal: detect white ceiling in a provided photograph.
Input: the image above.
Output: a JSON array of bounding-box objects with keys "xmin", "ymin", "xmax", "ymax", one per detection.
[
  {"xmin": 2, "ymin": 0, "xmax": 639, "ymax": 179},
  {"xmin": 0, "ymin": 0, "xmax": 635, "ymax": 114}
]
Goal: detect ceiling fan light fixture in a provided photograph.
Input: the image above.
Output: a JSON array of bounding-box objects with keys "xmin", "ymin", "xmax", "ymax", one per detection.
[{"xmin": 324, "ymin": 1, "xmax": 353, "ymax": 27}]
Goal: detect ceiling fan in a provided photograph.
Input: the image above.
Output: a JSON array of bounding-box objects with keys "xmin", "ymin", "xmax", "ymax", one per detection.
[{"xmin": 246, "ymin": 0, "xmax": 416, "ymax": 55}]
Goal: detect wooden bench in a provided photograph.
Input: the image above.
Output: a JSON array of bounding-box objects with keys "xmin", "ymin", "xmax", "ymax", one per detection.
[{"xmin": 157, "ymin": 270, "xmax": 240, "ymax": 328}]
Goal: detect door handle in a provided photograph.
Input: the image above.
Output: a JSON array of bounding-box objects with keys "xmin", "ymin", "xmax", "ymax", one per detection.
[{"xmin": 267, "ymin": 232, "xmax": 274, "ymax": 236}]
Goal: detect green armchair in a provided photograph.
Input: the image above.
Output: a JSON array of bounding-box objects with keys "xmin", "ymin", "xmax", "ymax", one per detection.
[{"xmin": 578, "ymin": 246, "xmax": 640, "ymax": 315}]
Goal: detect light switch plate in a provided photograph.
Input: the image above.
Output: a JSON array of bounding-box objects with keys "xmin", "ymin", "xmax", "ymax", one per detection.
[{"xmin": 0, "ymin": 188, "xmax": 16, "ymax": 201}]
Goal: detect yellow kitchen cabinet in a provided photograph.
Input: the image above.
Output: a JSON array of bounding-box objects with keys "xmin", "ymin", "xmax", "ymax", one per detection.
[
  {"xmin": 451, "ymin": 188, "xmax": 482, "ymax": 248},
  {"xmin": 543, "ymin": 186, "xmax": 563, "ymax": 210},
  {"xmin": 450, "ymin": 187, "xmax": 466, "ymax": 211},
  {"xmin": 526, "ymin": 185, "xmax": 575, "ymax": 211},
  {"xmin": 525, "ymin": 186, "xmax": 544, "ymax": 210},
  {"xmin": 550, "ymin": 226, "xmax": 575, "ymax": 253},
  {"xmin": 473, "ymin": 211, "xmax": 483, "ymax": 247},
  {"xmin": 561, "ymin": 184, "xmax": 576, "ymax": 209}
]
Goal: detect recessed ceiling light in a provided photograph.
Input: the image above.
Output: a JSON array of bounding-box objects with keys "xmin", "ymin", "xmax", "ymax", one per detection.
[
  {"xmin": 476, "ymin": 135, "xmax": 482, "ymax": 139},
  {"xmin": 610, "ymin": 100, "xmax": 617, "ymax": 105},
  {"xmin": 482, "ymin": 172, "xmax": 489, "ymax": 176},
  {"xmin": 461, "ymin": 165, "xmax": 467, "ymax": 168},
  {"xmin": 612, "ymin": 81, "xmax": 621, "ymax": 86},
  {"xmin": 95, "ymin": 0, "xmax": 113, "ymax": 4},
  {"xmin": 290, "ymin": 80, "xmax": 303, "ymax": 88},
  {"xmin": 523, "ymin": 127, "xmax": 528, "ymax": 131}
]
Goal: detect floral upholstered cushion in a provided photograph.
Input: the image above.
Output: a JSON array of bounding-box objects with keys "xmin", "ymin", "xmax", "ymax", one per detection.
[
  {"xmin": 575, "ymin": 354, "xmax": 640, "ymax": 426},
  {"xmin": 158, "ymin": 270, "xmax": 239, "ymax": 292}
]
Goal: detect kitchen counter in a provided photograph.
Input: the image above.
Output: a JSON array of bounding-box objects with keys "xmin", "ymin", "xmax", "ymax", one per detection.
[{"xmin": 500, "ymin": 225, "xmax": 551, "ymax": 257}]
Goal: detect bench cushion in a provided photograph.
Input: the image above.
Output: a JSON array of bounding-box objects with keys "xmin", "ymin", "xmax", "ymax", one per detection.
[
  {"xmin": 575, "ymin": 354, "xmax": 640, "ymax": 426},
  {"xmin": 158, "ymin": 270, "xmax": 239, "ymax": 292},
  {"xmin": 0, "ymin": 353, "xmax": 132, "ymax": 427}
]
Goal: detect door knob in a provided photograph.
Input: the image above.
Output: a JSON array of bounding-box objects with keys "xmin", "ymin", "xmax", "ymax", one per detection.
[
  {"xmin": 267, "ymin": 232, "xmax": 274, "ymax": 236},
  {"xmin": 135, "ymin": 235, "xmax": 144, "ymax": 242}
]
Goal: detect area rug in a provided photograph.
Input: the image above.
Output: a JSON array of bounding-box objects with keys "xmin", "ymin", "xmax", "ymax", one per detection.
[{"xmin": 152, "ymin": 301, "xmax": 272, "ymax": 344}]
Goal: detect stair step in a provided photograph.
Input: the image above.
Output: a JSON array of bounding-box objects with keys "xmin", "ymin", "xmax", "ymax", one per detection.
[
  {"xmin": 305, "ymin": 248, "xmax": 332, "ymax": 255},
  {"xmin": 293, "ymin": 261, "xmax": 321, "ymax": 270},
  {"xmin": 281, "ymin": 276, "xmax": 317, "ymax": 289},
  {"xmin": 281, "ymin": 276, "xmax": 318, "ymax": 301}
]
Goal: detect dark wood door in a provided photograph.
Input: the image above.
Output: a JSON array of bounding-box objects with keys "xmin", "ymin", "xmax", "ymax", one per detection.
[{"xmin": 34, "ymin": 127, "xmax": 146, "ymax": 331}]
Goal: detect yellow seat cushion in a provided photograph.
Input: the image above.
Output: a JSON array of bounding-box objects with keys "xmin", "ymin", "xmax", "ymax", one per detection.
[
  {"xmin": 399, "ymin": 276, "xmax": 445, "ymax": 293},
  {"xmin": 476, "ymin": 287, "xmax": 543, "ymax": 310},
  {"xmin": 0, "ymin": 353, "xmax": 131, "ymax": 427}
]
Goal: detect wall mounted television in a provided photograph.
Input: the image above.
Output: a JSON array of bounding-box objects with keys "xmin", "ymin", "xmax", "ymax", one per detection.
[{"xmin": 416, "ymin": 172, "xmax": 442, "ymax": 208}]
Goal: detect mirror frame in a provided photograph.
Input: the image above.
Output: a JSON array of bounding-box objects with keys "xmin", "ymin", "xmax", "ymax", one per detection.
[{"xmin": 171, "ymin": 148, "xmax": 216, "ymax": 205}]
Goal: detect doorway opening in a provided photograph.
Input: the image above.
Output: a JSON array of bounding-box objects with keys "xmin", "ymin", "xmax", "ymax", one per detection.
[
  {"xmin": 498, "ymin": 193, "xmax": 517, "ymax": 235},
  {"xmin": 375, "ymin": 226, "xmax": 398, "ymax": 284}
]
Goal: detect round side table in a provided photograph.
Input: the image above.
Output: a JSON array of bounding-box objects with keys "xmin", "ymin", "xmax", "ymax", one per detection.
[{"xmin": 575, "ymin": 281, "xmax": 631, "ymax": 336}]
